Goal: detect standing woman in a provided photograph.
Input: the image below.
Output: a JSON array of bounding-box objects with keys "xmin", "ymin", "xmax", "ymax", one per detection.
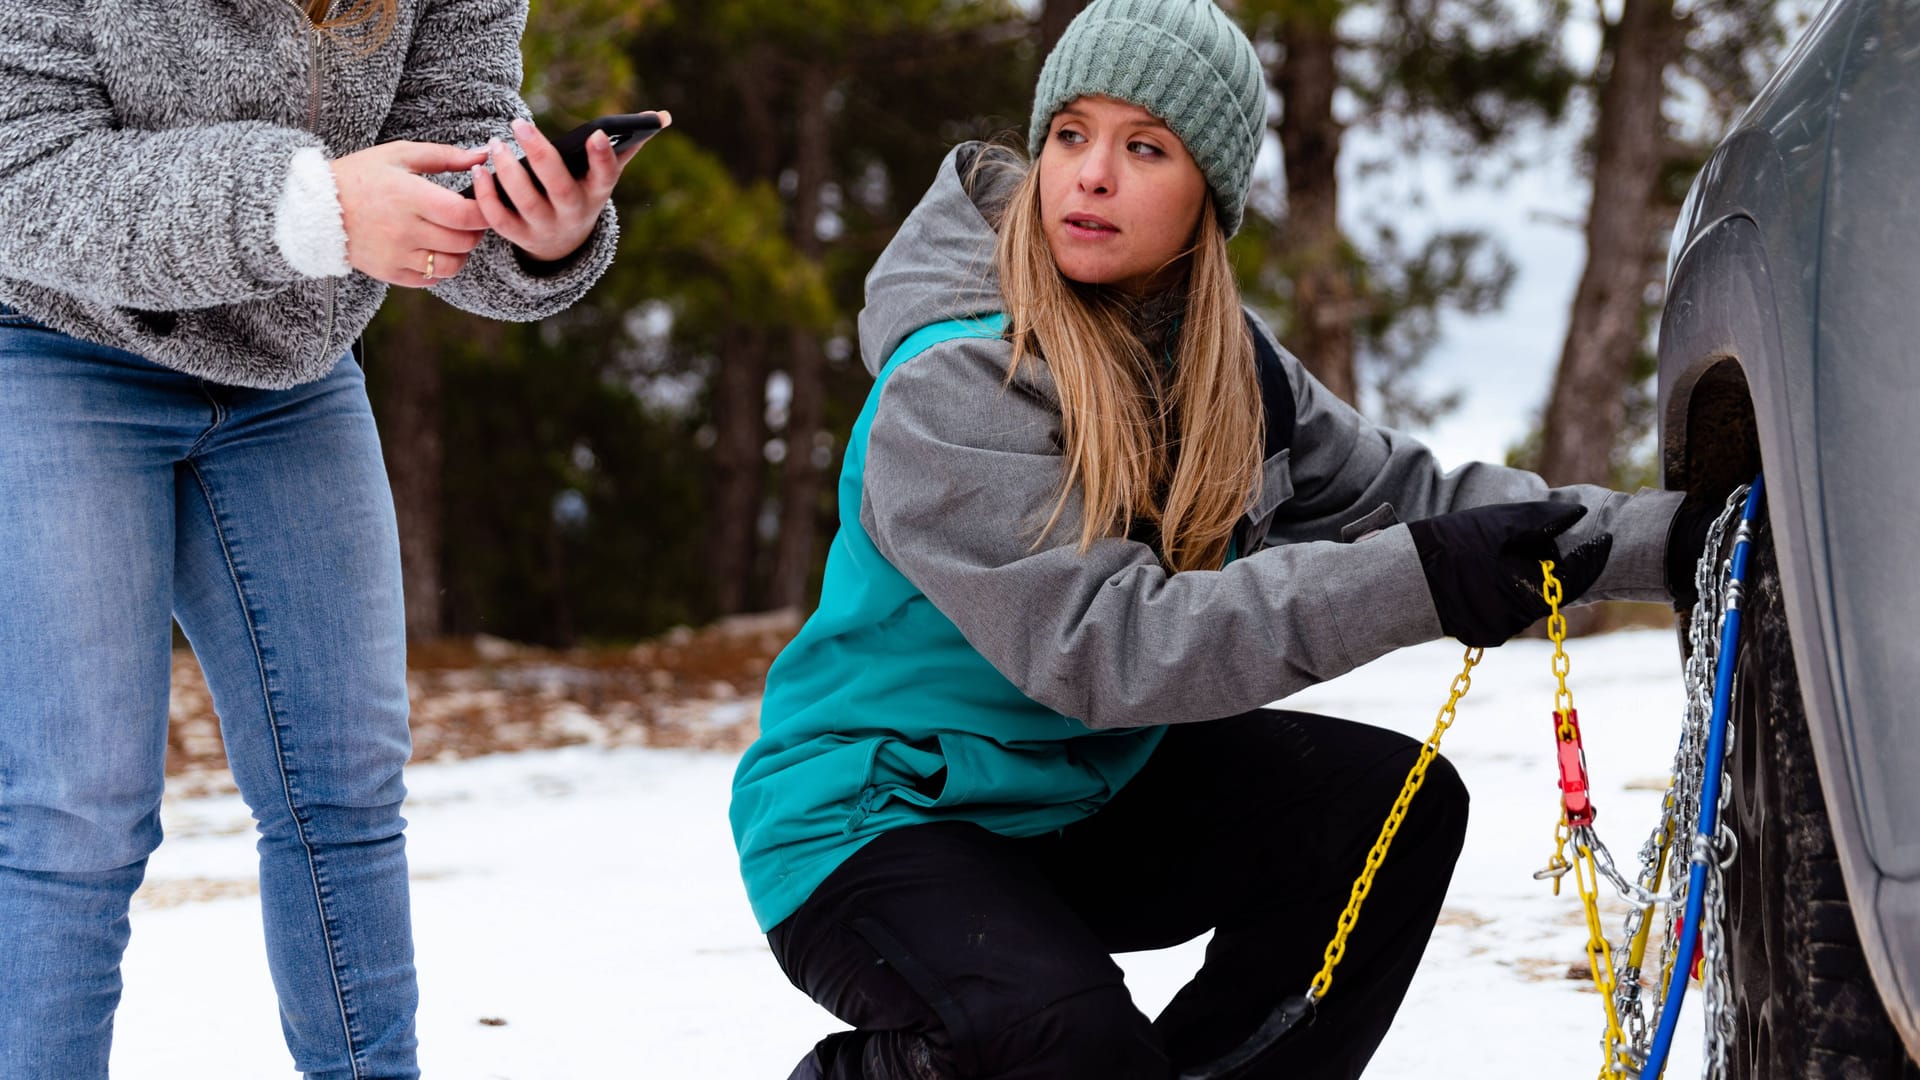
[
  {"xmin": 733, "ymin": 1, "xmax": 1705, "ymax": 1077},
  {"xmin": 0, "ymin": 0, "xmax": 661, "ymax": 1074}
]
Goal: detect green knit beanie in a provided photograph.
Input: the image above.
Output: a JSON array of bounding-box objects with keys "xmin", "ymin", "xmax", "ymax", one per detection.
[{"xmin": 1028, "ymin": 0, "xmax": 1267, "ymax": 236}]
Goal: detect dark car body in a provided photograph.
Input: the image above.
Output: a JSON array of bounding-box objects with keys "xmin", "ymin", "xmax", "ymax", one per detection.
[{"xmin": 1657, "ymin": 0, "xmax": 1920, "ymax": 1061}]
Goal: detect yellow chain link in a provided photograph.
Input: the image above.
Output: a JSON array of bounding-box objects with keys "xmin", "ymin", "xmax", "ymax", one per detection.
[
  {"xmin": 1537, "ymin": 820, "xmax": 1573, "ymax": 896},
  {"xmin": 1574, "ymin": 843, "xmax": 1637, "ymax": 1078},
  {"xmin": 1307, "ymin": 646, "xmax": 1483, "ymax": 1002},
  {"xmin": 1544, "ymin": 560, "xmax": 1575, "ymax": 726},
  {"xmin": 1542, "ymin": 560, "xmax": 1635, "ymax": 1078}
]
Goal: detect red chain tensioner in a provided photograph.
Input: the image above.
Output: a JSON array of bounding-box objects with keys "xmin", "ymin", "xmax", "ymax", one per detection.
[{"xmin": 1554, "ymin": 708, "xmax": 1595, "ymax": 827}]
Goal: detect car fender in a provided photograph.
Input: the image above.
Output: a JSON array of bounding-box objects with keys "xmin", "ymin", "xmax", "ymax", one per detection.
[{"xmin": 1661, "ymin": 178, "xmax": 1920, "ymax": 1065}]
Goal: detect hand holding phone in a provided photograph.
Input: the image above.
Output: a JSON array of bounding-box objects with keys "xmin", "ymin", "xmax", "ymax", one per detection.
[
  {"xmin": 464, "ymin": 112, "xmax": 664, "ymax": 211},
  {"xmin": 466, "ymin": 110, "xmax": 669, "ymax": 264}
]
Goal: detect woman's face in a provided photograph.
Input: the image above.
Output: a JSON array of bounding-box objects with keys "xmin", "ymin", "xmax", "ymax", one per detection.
[{"xmin": 1038, "ymin": 96, "xmax": 1209, "ymax": 294}]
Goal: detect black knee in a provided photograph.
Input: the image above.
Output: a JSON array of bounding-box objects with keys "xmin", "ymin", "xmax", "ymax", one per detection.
[
  {"xmin": 1419, "ymin": 752, "xmax": 1470, "ymax": 847},
  {"xmin": 977, "ymin": 984, "xmax": 1166, "ymax": 1080}
]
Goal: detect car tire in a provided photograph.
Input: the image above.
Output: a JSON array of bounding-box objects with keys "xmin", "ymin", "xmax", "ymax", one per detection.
[{"xmin": 1723, "ymin": 514, "xmax": 1920, "ymax": 1079}]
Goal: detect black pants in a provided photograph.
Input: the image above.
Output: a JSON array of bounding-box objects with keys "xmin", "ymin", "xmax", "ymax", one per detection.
[{"xmin": 768, "ymin": 710, "xmax": 1471, "ymax": 1080}]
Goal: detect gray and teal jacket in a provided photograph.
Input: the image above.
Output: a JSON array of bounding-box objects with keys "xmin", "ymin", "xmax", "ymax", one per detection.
[
  {"xmin": 0, "ymin": 0, "xmax": 618, "ymax": 390},
  {"xmin": 730, "ymin": 142, "xmax": 1683, "ymax": 933}
]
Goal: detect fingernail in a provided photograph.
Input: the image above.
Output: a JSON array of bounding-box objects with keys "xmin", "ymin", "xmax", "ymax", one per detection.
[
  {"xmin": 511, "ymin": 118, "xmax": 533, "ymax": 137},
  {"xmin": 592, "ymin": 130, "xmax": 610, "ymax": 149}
]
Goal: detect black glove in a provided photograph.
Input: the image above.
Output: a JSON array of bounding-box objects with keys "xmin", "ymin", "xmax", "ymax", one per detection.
[
  {"xmin": 1408, "ymin": 500, "xmax": 1613, "ymax": 647},
  {"xmin": 1664, "ymin": 495, "xmax": 1723, "ymax": 610}
]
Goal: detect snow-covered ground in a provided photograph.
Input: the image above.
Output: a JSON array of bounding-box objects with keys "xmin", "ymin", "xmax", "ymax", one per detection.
[{"xmin": 115, "ymin": 628, "xmax": 1708, "ymax": 1077}]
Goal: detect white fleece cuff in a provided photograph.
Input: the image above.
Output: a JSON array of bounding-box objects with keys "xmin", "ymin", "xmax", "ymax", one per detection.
[{"xmin": 273, "ymin": 147, "xmax": 350, "ymax": 278}]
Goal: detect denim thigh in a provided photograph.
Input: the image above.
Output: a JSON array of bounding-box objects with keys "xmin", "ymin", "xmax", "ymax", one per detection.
[
  {"xmin": 170, "ymin": 357, "xmax": 418, "ymax": 1079},
  {"xmin": 0, "ymin": 321, "xmax": 204, "ymax": 871},
  {"xmin": 170, "ymin": 356, "xmax": 412, "ymax": 842}
]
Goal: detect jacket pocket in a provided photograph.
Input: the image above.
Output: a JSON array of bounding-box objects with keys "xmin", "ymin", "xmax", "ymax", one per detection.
[
  {"xmin": 1242, "ymin": 449, "xmax": 1296, "ymax": 540},
  {"xmin": 845, "ymin": 730, "xmax": 1128, "ymax": 832},
  {"xmin": 0, "ymin": 303, "xmax": 41, "ymax": 328},
  {"xmin": 845, "ymin": 736, "xmax": 948, "ymax": 832},
  {"xmin": 1339, "ymin": 502, "xmax": 1402, "ymax": 542}
]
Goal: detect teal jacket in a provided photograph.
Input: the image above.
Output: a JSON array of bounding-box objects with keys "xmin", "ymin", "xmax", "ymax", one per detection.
[
  {"xmin": 730, "ymin": 144, "xmax": 1685, "ymax": 933},
  {"xmin": 732, "ymin": 315, "xmax": 1166, "ymax": 931}
]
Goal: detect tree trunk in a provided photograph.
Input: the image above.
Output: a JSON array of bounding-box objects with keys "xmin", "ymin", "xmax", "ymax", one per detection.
[
  {"xmin": 1274, "ymin": 12, "xmax": 1358, "ymax": 406},
  {"xmin": 770, "ymin": 63, "xmax": 834, "ymax": 612},
  {"xmin": 710, "ymin": 325, "xmax": 768, "ymax": 615},
  {"xmin": 1039, "ymin": 0, "xmax": 1092, "ymax": 53},
  {"xmin": 368, "ymin": 289, "xmax": 445, "ymax": 641},
  {"xmin": 1538, "ymin": 0, "xmax": 1681, "ymax": 488}
]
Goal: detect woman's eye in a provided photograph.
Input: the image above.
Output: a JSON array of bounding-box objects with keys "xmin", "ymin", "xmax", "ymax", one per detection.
[
  {"xmin": 1055, "ymin": 128, "xmax": 1086, "ymax": 146},
  {"xmin": 1128, "ymin": 140, "xmax": 1164, "ymax": 158}
]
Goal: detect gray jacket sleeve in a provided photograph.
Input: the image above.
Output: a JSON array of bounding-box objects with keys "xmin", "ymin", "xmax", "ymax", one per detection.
[
  {"xmin": 859, "ymin": 337, "xmax": 1447, "ymax": 730},
  {"xmin": 1252, "ymin": 314, "xmax": 1682, "ymax": 604},
  {"xmin": 378, "ymin": 0, "xmax": 619, "ymax": 321},
  {"xmin": 0, "ymin": 0, "xmax": 326, "ymax": 310}
]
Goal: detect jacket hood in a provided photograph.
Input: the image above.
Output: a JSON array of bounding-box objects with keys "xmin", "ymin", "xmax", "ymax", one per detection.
[{"xmin": 857, "ymin": 142, "xmax": 1018, "ymax": 377}]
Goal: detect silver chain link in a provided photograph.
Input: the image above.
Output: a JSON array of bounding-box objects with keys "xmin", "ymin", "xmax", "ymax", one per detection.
[{"xmin": 1588, "ymin": 485, "xmax": 1749, "ymax": 1075}]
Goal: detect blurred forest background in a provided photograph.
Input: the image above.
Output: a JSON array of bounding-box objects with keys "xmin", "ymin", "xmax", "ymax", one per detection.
[{"xmin": 364, "ymin": 0, "xmax": 1817, "ymax": 649}]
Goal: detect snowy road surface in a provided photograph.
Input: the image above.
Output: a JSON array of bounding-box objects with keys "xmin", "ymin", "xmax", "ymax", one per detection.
[{"xmin": 112, "ymin": 629, "xmax": 1706, "ymax": 1077}]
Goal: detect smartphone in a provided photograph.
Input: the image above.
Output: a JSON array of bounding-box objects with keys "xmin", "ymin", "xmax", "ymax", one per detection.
[{"xmin": 464, "ymin": 112, "xmax": 663, "ymax": 209}]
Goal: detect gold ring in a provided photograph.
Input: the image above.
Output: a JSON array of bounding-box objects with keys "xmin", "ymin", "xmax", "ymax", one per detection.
[{"xmin": 424, "ymin": 252, "xmax": 436, "ymax": 279}]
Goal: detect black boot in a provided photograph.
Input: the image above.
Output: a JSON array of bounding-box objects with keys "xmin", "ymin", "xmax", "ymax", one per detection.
[
  {"xmin": 786, "ymin": 1032, "xmax": 853, "ymax": 1080},
  {"xmin": 785, "ymin": 1030, "xmax": 948, "ymax": 1080}
]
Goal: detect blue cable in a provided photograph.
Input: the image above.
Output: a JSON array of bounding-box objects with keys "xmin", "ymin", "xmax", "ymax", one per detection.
[{"xmin": 1637, "ymin": 473, "xmax": 1767, "ymax": 1078}]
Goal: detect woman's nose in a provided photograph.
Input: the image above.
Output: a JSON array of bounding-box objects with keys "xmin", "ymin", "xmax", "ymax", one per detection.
[
  {"xmin": 1076, "ymin": 153, "xmax": 1114, "ymax": 195},
  {"xmin": 1075, "ymin": 141, "xmax": 1121, "ymax": 193}
]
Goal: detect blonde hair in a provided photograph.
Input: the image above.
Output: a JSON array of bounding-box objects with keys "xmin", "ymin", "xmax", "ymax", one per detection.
[
  {"xmin": 987, "ymin": 151, "xmax": 1263, "ymax": 574},
  {"xmin": 305, "ymin": 0, "xmax": 398, "ymax": 47}
]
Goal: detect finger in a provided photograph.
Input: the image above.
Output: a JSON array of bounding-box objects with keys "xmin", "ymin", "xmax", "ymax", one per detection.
[
  {"xmin": 472, "ymin": 163, "xmax": 541, "ymax": 251},
  {"xmin": 467, "ymin": 164, "xmax": 536, "ymax": 251},
  {"xmin": 514, "ymin": 118, "xmax": 586, "ymax": 216},
  {"xmin": 1508, "ymin": 575, "xmax": 1552, "ymax": 624},
  {"xmin": 581, "ymin": 129, "xmax": 622, "ymax": 205},
  {"xmin": 430, "ymin": 251, "xmax": 469, "ymax": 280},
  {"xmin": 387, "ymin": 268, "xmax": 432, "ymax": 289},
  {"xmin": 411, "ymin": 220, "xmax": 484, "ymax": 255},
  {"xmin": 415, "ymin": 180, "xmax": 489, "ymax": 232},
  {"xmin": 468, "ymin": 162, "xmax": 516, "ymax": 229},
  {"xmin": 1556, "ymin": 533, "xmax": 1615, "ymax": 604},
  {"xmin": 489, "ymin": 138, "xmax": 550, "ymax": 225},
  {"xmin": 615, "ymin": 110, "xmax": 670, "ymax": 166},
  {"xmin": 1503, "ymin": 501, "xmax": 1587, "ymax": 554},
  {"xmin": 1537, "ymin": 503, "xmax": 1588, "ymax": 539},
  {"xmin": 388, "ymin": 140, "xmax": 491, "ymax": 175}
]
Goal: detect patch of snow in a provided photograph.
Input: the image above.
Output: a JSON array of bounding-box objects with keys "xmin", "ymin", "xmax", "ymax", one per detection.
[{"xmin": 114, "ymin": 631, "xmax": 1706, "ymax": 1077}]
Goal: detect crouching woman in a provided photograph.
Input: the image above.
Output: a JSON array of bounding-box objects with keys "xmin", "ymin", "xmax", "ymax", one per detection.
[{"xmin": 733, "ymin": 2, "xmax": 1691, "ymax": 1077}]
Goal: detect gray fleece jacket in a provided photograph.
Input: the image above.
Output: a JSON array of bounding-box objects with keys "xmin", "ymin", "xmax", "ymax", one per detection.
[
  {"xmin": 854, "ymin": 143, "xmax": 1684, "ymax": 727},
  {"xmin": 0, "ymin": 0, "xmax": 619, "ymax": 389}
]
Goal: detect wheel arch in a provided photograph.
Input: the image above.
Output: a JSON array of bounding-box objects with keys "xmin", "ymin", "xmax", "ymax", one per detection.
[{"xmin": 1658, "ymin": 213, "xmax": 1920, "ymax": 1061}]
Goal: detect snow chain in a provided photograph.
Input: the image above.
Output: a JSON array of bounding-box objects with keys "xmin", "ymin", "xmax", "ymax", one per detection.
[
  {"xmin": 1304, "ymin": 645, "xmax": 1483, "ymax": 1004},
  {"xmin": 1291, "ymin": 480, "xmax": 1762, "ymax": 1080},
  {"xmin": 1541, "ymin": 561, "xmax": 1638, "ymax": 1079}
]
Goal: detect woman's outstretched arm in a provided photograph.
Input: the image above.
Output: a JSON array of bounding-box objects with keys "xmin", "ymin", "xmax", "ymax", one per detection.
[{"xmin": 859, "ymin": 335, "xmax": 1444, "ymax": 731}]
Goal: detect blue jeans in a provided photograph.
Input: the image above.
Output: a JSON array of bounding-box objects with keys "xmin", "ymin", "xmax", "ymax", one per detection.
[{"xmin": 0, "ymin": 307, "xmax": 418, "ymax": 1079}]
